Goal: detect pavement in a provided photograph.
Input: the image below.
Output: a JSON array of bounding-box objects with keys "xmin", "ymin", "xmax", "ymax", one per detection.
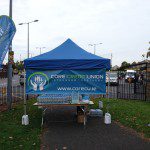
[{"xmin": 41, "ymin": 107, "xmax": 150, "ymax": 150}]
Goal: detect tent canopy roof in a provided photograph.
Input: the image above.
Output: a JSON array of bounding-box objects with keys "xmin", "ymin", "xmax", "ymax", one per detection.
[{"xmin": 24, "ymin": 39, "xmax": 110, "ymax": 70}]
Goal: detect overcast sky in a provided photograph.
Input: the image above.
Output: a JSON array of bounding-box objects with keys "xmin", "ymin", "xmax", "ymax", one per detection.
[{"xmin": 0, "ymin": 0, "xmax": 150, "ymax": 66}]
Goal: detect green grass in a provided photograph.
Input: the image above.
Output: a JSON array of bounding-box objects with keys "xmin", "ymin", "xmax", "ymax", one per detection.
[
  {"xmin": 92, "ymin": 98, "xmax": 150, "ymax": 138},
  {"xmin": 0, "ymin": 99, "xmax": 42, "ymax": 150},
  {"xmin": 0, "ymin": 98, "xmax": 149, "ymax": 150}
]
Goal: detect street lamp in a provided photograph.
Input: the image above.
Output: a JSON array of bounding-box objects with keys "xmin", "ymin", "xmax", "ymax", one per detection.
[
  {"xmin": 89, "ymin": 43, "xmax": 102, "ymax": 54},
  {"xmin": 7, "ymin": 0, "xmax": 13, "ymax": 110},
  {"xmin": 36, "ymin": 47, "xmax": 46, "ymax": 55},
  {"xmin": 19, "ymin": 20, "xmax": 39, "ymax": 58}
]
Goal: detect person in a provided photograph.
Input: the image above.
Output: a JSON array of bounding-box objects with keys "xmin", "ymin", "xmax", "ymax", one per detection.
[
  {"xmin": 141, "ymin": 73, "xmax": 144, "ymax": 80},
  {"xmin": 134, "ymin": 73, "xmax": 139, "ymax": 83},
  {"xmin": 140, "ymin": 73, "xmax": 144, "ymax": 84}
]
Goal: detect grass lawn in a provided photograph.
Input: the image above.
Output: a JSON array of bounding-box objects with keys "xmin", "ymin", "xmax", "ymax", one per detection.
[
  {"xmin": 92, "ymin": 98, "xmax": 150, "ymax": 138},
  {"xmin": 0, "ymin": 99, "xmax": 42, "ymax": 150},
  {"xmin": 0, "ymin": 98, "xmax": 149, "ymax": 149}
]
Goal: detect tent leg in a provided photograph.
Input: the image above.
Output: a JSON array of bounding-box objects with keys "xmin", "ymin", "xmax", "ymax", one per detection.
[
  {"xmin": 22, "ymin": 69, "xmax": 29, "ymax": 125},
  {"xmin": 107, "ymin": 70, "xmax": 110, "ymax": 112},
  {"xmin": 41, "ymin": 109, "xmax": 43, "ymax": 127},
  {"xmin": 23, "ymin": 69, "xmax": 27, "ymax": 115},
  {"xmin": 79, "ymin": 106, "xmax": 86, "ymax": 126},
  {"xmin": 41, "ymin": 108, "xmax": 47, "ymax": 127},
  {"xmin": 84, "ymin": 107, "xmax": 86, "ymax": 126}
]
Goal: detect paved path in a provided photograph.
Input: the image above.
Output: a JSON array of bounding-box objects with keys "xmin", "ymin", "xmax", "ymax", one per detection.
[{"xmin": 41, "ymin": 107, "xmax": 150, "ymax": 150}]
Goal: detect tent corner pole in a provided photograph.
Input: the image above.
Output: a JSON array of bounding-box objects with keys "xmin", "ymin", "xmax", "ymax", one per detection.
[
  {"xmin": 24, "ymin": 69, "xmax": 27, "ymax": 115},
  {"xmin": 107, "ymin": 70, "xmax": 110, "ymax": 112}
]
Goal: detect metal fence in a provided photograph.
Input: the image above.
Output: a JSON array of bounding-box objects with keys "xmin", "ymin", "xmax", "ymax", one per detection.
[
  {"xmin": 92, "ymin": 81, "xmax": 147, "ymax": 100},
  {"xmin": 92, "ymin": 66, "xmax": 149, "ymax": 101},
  {"xmin": 107, "ymin": 71, "xmax": 147, "ymax": 100},
  {"xmin": 0, "ymin": 66, "xmax": 149, "ymax": 106},
  {"xmin": 0, "ymin": 76, "xmax": 24, "ymax": 105}
]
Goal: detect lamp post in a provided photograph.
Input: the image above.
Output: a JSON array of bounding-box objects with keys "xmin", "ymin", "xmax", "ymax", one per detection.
[
  {"xmin": 19, "ymin": 20, "xmax": 39, "ymax": 58},
  {"xmin": 36, "ymin": 47, "xmax": 46, "ymax": 55},
  {"xmin": 7, "ymin": 0, "xmax": 13, "ymax": 110},
  {"xmin": 89, "ymin": 43, "xmax": 102, "ymax": 54}
]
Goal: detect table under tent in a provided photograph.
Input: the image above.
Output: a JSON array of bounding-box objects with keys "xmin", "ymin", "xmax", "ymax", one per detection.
[{"xmin": 24, "ymin": 39, "xmax": 111, "ymax": 125}]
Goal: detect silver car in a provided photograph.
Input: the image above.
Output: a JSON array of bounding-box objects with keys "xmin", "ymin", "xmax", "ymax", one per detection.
[{"xmin": 106, "ymin": 72, "xmax": 118, "ymax": 85}]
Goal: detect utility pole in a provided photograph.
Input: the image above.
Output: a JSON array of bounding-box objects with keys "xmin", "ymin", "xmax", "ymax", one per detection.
[
  {"xmin": 19, "ymin": 20, "xmax": 39, "ymax": 58},
  {"xmin": 7, "ymin": 0, "xmax": 13, "ymax": 110},
  {"xmin": 20, "ymin": 54, "xmax": 21, "ymax": 62},
  {"xmin": 36, "ymin": 47, "xmax": 46, "ymax": 55},
  {"xmin": 89, "ymin": 43, "xmax": 102, "ymax": 54},
  {"xmin": 27, "ymin": 23, "xmax": 29, "ymax": 58}
]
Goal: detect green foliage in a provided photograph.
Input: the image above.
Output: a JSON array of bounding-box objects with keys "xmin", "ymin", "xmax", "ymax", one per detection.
[
  {"xmin": 13, "ymin": 61, "xmax": 24, "ymax": 71},
  {"xmin": 147, "ymin": 51, "xmax": 150, "ymax": 58},
  {"xmin": 5, "ymin": 61, "xmax": 24, "ymax": 71},
  {"xmin": 92, "ymin": 98, "xmax": 150, "ymax": 138},
  {"xmin": 118, "ymin": 61, "xmax": 131, "ymax": 71},
  {"xmin": 146, "ymin": 42, "xmax": 150, "ymax": 58},
  {"xmin": 0, "ymin": 99, "xmax": 42, "ymax": 150}
]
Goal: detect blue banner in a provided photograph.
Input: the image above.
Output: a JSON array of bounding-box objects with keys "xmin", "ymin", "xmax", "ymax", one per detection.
[
  {"xmin": 26, "ymin": 69, "xmax": 106, "ymax": 94},
  {"xmin": 0, "ymin": 15, "xmax": 16, "ymax": 68}
]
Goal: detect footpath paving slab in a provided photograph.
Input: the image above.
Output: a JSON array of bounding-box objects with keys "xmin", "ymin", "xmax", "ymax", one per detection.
[{"xmin": 41, "ymin": 107, "xmax": 150, "ymax": 150}]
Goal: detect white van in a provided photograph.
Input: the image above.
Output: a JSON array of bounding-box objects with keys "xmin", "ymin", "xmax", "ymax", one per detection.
[{"xmin": 125, "ymin": 70, "xmax": 136, "ymax": 83}]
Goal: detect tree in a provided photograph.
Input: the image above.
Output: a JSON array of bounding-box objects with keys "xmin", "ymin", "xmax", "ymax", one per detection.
[
  {"xmin": 118, "ymin": 61, "xmax": 130, "ymax": 71},
  {"xmin": 15, "ymin": 61, "xmax": 24, "ymax": 71},
  {"xmin": 147, "ymin": 45, "xmax": 150, "ymax": 58},
  {"xmin": 132, "ymin": 61, "xmax": 136, "ymax": 65}
]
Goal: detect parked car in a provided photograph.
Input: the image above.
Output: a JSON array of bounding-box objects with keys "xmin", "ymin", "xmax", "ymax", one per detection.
[
  {"xmin": 106, "ymin": 72, "xmax": 118, "ymax": 86},
  {"xmin": 125, "ymin": 70, "xmax": 136, "ymax": 83},
  {"xmin": 20, "ymin": 73, "xmax": 25, "ymax": 85}
]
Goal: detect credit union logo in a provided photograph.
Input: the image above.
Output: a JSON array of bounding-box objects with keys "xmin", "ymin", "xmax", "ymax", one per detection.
[{"xmin": 28, "ymin": 72, "xmax": 49, "ymax": 91}]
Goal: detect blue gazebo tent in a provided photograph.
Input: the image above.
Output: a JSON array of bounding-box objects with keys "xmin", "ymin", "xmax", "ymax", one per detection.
[
  {"xmin": 23, "ymin": 39, "xmax": 111, "ymax": 125},
  {"xmin": 24, "ymin": 38, "xmax": 111, "ymax": 95},
  {"xmin": 24, "ymin": 39, "xmax": 110, "ymax": 70}
]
